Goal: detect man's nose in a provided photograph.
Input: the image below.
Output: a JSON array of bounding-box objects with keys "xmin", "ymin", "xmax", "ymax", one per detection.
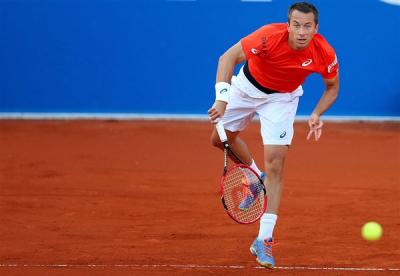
[{"xmin": 298, "ymin": 26, "xmax": 306, "ymax": 35}]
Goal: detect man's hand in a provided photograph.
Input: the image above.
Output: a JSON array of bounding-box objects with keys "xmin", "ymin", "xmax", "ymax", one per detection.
[
  {"xmin": 307, "ymin": 113, "xmax": 323, "ymax": 141},
  {"xmin": 208, "ymin": 101, "xmax": 227, "ymax": 123}
]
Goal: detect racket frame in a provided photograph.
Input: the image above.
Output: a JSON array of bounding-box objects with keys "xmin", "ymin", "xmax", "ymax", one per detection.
[{"xmin": 215, "ymin": 121, "xmax": 267, "ymax": 224}]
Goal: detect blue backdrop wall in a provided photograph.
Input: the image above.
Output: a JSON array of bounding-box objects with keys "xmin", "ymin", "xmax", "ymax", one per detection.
[{"xmin": 0, "ymin": 0, "xmax": 399, "ymax": 116}]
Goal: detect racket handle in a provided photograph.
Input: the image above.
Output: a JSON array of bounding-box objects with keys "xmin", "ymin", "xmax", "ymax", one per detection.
[{"xmin": 216, "ymin": 121, "xmax": 228, "ymax": 142}]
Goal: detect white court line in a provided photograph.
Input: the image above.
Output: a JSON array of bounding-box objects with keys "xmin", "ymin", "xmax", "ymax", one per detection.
[
  {"xmin": 1, "ymin": 264, "xmax": 399, "ymax": 271},
  {"xmin": 0, "ymin": 112, "xmax": 399, "ymax": 122}
]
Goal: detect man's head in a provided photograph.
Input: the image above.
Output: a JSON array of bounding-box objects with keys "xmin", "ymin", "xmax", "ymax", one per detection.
[{"xmin": 287, "ymin": 2, "xmax": 319, "ymax": 50}]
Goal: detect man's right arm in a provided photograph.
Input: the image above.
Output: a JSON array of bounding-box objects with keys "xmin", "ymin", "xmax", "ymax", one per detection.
[
  {"xmin": 216, "ymin": 41, "xmax": 247, "ymax": 83},
  {"xmin": 208, "ymin": 41, "xmax": 246, "ymax": 122}
]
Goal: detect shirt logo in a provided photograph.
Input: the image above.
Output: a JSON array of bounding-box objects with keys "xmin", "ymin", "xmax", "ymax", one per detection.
[
  {"xmin": 280, "ymin": 131, "xmax": 287, "ymax": 138},
  {"xmin": 251, "ymin": 48, "xmax": 259, "ymax": 55},
  {"xmin": 302, "ymin": 59, "xmax": 313, "ymax": 67}
]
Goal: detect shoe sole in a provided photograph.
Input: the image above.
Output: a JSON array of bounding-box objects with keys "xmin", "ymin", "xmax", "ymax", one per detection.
[{"xmin": 256, "ymin": 258, "xmax": 274, "ymax": 269}]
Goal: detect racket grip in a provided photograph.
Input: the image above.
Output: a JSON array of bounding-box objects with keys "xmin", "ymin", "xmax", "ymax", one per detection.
[{"xmin": 216, "ymin": 121, "xmax": 228, "ymax": 142}]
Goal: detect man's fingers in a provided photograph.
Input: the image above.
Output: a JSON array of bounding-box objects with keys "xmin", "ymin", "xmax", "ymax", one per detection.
[
  {"xmin": 207, "ymin": 107, "xmax": 216, "ymax": 115},
  {"xmin": 307, "ymin": 129, "xmax": 313, "ymax": 140},
  {"xmin": 208, "ymin": 108, "xmax": 217, "ymax": 116},
  {"xmin": 308, "ymin": 116, "xmax": 323, "ymax": 141},
  {"xmin": 308, "ymin": 126, "xmax": 322, "ymax": 141},
  {"xmin": 307, "ymin": 127, "xmax": 322, "ymax": 141},
  {"xmin": 208, "ymin": 109, "xmax": 221, "ymax": 123},
  {"xmin": 209, "ymin": 114, "xmax": 218, "ymax": 122},
  {"xmin": 316, "ymin": 128, "xmax": 322, "ymax": 140}
]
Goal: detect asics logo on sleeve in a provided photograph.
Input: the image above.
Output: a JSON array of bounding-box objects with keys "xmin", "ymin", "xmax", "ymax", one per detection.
[
  {"xmin": 280, "ymin": 131, "xmax": 287, "ymax": 138},
  {"xmin": 327, "ymin": 55, "xmax": 338, "ymax": 73},
  {"xmin": 301, "ymin": 59, "xmax": 313, "ymax": 67}
]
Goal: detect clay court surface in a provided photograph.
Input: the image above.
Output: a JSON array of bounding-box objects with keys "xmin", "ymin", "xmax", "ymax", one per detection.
[{"xmin": 0, "ymin": 120, "xmax": 399, "ymax": 275}]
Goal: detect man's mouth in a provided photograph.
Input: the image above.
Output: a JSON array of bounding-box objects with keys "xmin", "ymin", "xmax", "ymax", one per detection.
[{"xmin": 297, "ymin": 38, "xmax": 307, "ymax": 44}]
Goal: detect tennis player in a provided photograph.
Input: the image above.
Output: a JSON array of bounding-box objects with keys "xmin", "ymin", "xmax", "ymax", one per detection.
[{"xmin": 208, "ymin": 2, "xmax": 339, "ymax": 269}]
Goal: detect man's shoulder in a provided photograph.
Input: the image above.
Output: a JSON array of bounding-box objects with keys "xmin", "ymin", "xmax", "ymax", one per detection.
[
  {"xmin": 312, "ymin": 34, "xmax": 336, "ymax": 56},
  {"xmin": 254, "ymin": 23, "xmax": 287, "ymax": 43},
  {"xmin": 261, "ymin": 23, "xmax": 287, "ymax": 33}
]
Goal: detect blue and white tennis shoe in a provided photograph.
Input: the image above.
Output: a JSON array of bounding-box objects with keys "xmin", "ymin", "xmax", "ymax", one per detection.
[{"xmin": 250, "ymin": 237, "xmax": 275, "ymax": 269}]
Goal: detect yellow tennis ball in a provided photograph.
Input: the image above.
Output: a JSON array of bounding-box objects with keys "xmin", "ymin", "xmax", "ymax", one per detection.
[{"xmin": 361, "ymin": 222, "xmax": 383, "ymax": 241}]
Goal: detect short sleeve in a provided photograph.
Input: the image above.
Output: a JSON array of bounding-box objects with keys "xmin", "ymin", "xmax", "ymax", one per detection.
[
  {"xmin": 322, "ymin": 51, "xmax": 339, "ymax": 79},
  {"xmin": 240, "ymin": 25, "xmax": 269, "ymax": 60}
]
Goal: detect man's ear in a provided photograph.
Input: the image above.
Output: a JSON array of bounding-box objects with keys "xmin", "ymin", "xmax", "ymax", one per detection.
[{"xmin": 314, "ymin": 24, "xmax": 319, "ymax": 34}]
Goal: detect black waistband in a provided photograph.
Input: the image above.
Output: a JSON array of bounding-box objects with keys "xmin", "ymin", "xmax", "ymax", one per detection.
[{"xmin": 243, "ymin": 62, "xmax": 279, "ymax": 94}]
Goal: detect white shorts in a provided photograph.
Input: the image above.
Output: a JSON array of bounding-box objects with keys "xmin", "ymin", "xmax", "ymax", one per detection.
[{"xmin": 221, "ymin": 67, "xmax": 303, "ymax": 145}]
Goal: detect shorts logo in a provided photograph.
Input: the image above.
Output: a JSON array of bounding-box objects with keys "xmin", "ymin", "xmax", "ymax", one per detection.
[
  {"xmin": 280, "ymin": 131, "xmax": 287, "ymax": 138},
  {"xmin": 251, "ymin": 48, "xmax": 259, "ymax": 55},
  {"xmin": 302, "ymin": 59, "xmax": 313, "ymax": 67}
]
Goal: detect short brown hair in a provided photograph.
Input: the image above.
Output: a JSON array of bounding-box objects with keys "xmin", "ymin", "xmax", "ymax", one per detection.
[{"xmin": 288, "ymin": 2, "xmax": 319, "ymax": 24}]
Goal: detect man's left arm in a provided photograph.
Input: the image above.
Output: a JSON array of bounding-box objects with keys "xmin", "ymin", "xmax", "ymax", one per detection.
[{"xmin": 307, "ymin": 73, "xmax": 340, "ymax": 141}]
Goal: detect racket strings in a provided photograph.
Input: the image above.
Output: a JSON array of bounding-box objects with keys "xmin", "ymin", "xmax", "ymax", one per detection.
[{"xmin": 223, "ymin": 166, "xmax": 265, "ymax": 223}]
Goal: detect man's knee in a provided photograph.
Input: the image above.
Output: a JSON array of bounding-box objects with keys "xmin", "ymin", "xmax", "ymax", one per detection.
[
  {"xmin": 265, "ymin": 158, "xmax": 284, "ymax": 176},
  {"xmin": 264, "ymin": 146, "xmax": 288, "ymax": 177}
]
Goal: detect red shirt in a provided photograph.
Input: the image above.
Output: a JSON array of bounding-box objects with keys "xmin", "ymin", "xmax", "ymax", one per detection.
[{"xmin": 241, "ymin": 23, "xmax": 339, "ymax": 92}]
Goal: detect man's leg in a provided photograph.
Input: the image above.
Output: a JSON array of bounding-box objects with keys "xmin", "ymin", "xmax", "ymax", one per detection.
[
  {"xmin": 263, "ymin": 145, "xmax": 288, "ymax": 215},
  {"xmin": 251, "ymin": 93, "xmax": 300, "ymax": 269},
  {"xmin": 249, "ymin": 145, "xmax": 288, "ymax": 269},
  {"xmin": 258, "ymin": 145, "xmax": 289, "ymax": 241},
  {"xmin": 256, "ymin": 95, "xmax": 299, "ymax": 236}
]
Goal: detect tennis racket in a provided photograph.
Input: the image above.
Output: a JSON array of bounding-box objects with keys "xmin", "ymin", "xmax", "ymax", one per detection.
[{"xmin": 215, "ymin": 121, "xmax": 267, "ymax": 224}]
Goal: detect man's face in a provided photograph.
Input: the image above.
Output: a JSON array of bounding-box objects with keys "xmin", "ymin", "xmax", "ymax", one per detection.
[{"xmin": 287, "ymin": 10, "xmax": 318, "ymax": 50}]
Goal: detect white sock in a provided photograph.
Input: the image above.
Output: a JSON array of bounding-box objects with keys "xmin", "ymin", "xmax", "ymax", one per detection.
[
  {"xmin": 258, "ymin": 213, "xmax": 277, "ymax": 240},
  {"xmin": 250, "ymin": 159, "xmax": 262, "ymax": 176}
]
